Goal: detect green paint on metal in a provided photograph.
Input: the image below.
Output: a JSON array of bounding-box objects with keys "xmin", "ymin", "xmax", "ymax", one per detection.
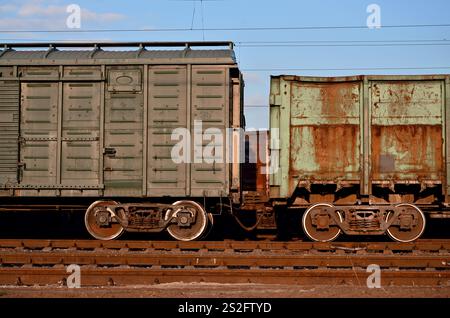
[{"xmin": 270, "ymin": 75, "xmax": 448, "ymax": 200}]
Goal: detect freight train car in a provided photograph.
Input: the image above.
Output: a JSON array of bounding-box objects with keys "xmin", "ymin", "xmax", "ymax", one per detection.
[
  {"xmin": 269, "ymin": 75, "xmax": 450, "ymax": 242},
  {"xmin": 0, "ymin": 42, "xmax": 244, "ymax": 241},
  {"xmin": 2, "ymin": 41, "xmax": 450, "ymax": 243}
]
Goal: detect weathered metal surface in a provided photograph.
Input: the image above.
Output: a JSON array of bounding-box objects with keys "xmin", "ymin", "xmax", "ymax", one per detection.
[
  {"xmin": 1, "ymin": 239, "xmax": 450, "ymax": 286},
  {"xmin": 190, "ymin": 66, "xmax": 229, "ymax": 197},
  {"xmin": 19, "ymin": 81, "xmax": 58, "ymax": 196},
  {"xmin": 2, "ymin": 249, "xmax": 450, "ymax": 269},
  {"xmin": 242, "ymin": 130, "xmax": 269, "ymax": 194},
  {"xmin": 147, "ymin": 66, "xmax": 187, "ymax": 196},
  {"xmin": 61, "ymin": 82, "xmax": 100, "ymax": 188},
  {"xmin": 0, "ymin": 81, "xmax": 19, "ymax": 188},
  {"xmin": 0, "ymin": 42, "xmax": 236, "ymax": 66},
  {"xmin": 270, "ymin": 76, "xmax": 361, "ymax": 198},
  {"xmin": 2, "ymin": 238, "xmax": 450, "ymax": 252},
  {"xmin": 270, "ymin": 75, "xmax": 449, "ymax": 202},
  {"xmin": 371, "ymin": 81, "xmax": 443, "ymax": 181},
  {"xmin": 0, "ymin": 42, "xmax": 241, "ymax": 199},
  {"xmin": 104, "ymin": 66, "xmax": 144, "ymax": 196}
]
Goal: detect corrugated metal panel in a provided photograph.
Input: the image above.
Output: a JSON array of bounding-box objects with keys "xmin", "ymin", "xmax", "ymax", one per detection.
[
  {"xmin": 63, "ymin": 66, "xmax": 101, "ymax": 79},
  {"xmin": 20, "ymin": 82, "xmax": 58, "ymax": 190},
  {"xmin": 147, "ymin": 66, "xmax": 187, "ymax": 196},
  {"xmin": 0, "ymin": 80, "xmax": 19, "ymax": 187},
  {"xmin": 61, "ymin": 82, "xmax": 100, "ymax": 186},
  {"xmin": 0, "ymin": 49, "xmax": 235, "ymax": 61},
  {"xmin": 20, "ymin": 66, "xmax": 59, "ymax": 79},
  {"xmin": 190, "ymin": 66, "xmax": 228, "ymax": 196},
  {"xmin": 104, "ymin": 66, "xmax": 143, "ymax": 196}
]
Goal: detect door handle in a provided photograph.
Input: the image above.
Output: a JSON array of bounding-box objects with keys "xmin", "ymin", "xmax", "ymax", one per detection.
[{"xmin": 103, "ymin": 147, "xmax": 116, "ymax": 157}]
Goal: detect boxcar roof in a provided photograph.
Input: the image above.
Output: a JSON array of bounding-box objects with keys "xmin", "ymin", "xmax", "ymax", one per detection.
[{"xmin": 0, "ymin": 42, "xmax": 237, "ymax": 65}]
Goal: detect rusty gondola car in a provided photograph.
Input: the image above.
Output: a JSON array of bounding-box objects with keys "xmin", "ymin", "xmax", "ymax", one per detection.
[
  {"xmin": 269, "ymin": 75, "xmax": 450, "ymax": 242},
  {"xmin": 0, "ymin": 42, "xmax": 244, "ymax": 241}
]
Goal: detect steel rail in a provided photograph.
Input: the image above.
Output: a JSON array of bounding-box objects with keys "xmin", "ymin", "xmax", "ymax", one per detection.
[
  {"xmin": 1, "ymin": 267, "xmax": 449, "ymax": 287},
  {"xmin": 1, "ymin": 239, "xmax": 450, "ymax": 253}
]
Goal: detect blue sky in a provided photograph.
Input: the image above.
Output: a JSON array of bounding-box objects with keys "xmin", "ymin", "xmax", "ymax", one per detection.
[{"xmin": 1, "ymin": 0, "xmax": 449, "ymax": 128}]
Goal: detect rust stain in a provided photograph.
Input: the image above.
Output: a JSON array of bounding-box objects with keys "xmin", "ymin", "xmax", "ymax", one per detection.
[
  {"xmin": 289, "ymin": 124, "xmax": 360, "ymax": 179},
  {"xmin": 371, "ymin": 125, "xmax": 443, "ymax": 180},
  {"xmin": 242, "ymin": 130, "xmax": 269, "ymax": 194},
  {"xmin": 318, "ymin": 82, "xmax": 359, "ymax": 119}
]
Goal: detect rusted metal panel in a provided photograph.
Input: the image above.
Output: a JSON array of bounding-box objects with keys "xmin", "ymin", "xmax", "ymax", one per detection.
[
  {"xmin": 270, "ymin": 75, "xmax": 449, "ymax": 201},
  {"xmin": 370, "ymin": 80, "xmax": 443, "ymax": 181},
  {"xmin": 104, "ymin": 66, "xmax": 143, "ymax": 196},
  {"xmin": 0, "ymin": 80, "xmax": 19, "ymax": 187},
  {"xmin": 147, "ymin": 66, "xmax": 187, "ymax": 196},
  {"xmin": 446, "ymin": 77, "xmax": 450, "ymax": 200},
  {"xmin": 242, "ymin": 130, "xmax": 269, "ymax": 194},
  {"xmin": 272, "ymin": 77, "xmax": 362, "ymax": 198}
]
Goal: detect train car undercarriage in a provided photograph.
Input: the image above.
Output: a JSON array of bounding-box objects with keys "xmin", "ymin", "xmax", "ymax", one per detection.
[{"xmin": 84, "ymin": 200, "xmax": 213, "ymax": 241}]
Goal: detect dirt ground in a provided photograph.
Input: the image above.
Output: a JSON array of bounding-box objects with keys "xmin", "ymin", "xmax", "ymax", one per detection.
[{"xmin": 1, "ymin": 283, "xmax": 450, "ymax": 298}]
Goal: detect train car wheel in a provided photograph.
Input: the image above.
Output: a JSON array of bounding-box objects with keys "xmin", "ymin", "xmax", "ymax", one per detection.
[
  {"xmin": 386, "ymin": 203, "xmax": 426, "ymax": 242},
  {"xmin": 166, "ymin": 201, "xmax": 208, "ymax": 241},
  {"xmin": 200, "ymin": 213, "xmax": 214, "ymax": 240},
  {"xmin": 302, "ymin": 203, "xmax": 343, "ymax": 242},
  {"xmin": 84, "ymin": 200, "xmax": 125, "ymax": 240}
]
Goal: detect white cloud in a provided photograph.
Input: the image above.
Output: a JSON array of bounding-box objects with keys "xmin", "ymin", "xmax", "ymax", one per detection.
[
  {"xmin": 18, "ymin": 3, "xmax": 64, "ymax": 17},
  {"xmin": 0, "ymin": 0, "xmax": 125, "ymax": 30},
  {"xmin": 81, "ymin": 10, "xmax": 124, "ymax": 23}
]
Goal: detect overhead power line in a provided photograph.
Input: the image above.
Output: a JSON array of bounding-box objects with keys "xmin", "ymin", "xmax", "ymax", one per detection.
[
  {"xmin": 1, "ymin": 39, "xmax": 450, "ymax": 48},
  {"xmin": 238, "ymin": 39, "xmax": 450, "ymax": 44},
  {"xmin": 1, "ymin": 23, "xmax": 450, "ymax": 33},
  {"xmin": 237, "ymin": 43, "xmax": 450, "ymax": 47},
  {"xmin": 242, "ymin": 66, "xmax": 450, "ymax": 72}
]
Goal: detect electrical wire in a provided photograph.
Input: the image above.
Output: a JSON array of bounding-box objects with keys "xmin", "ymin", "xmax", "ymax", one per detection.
[{"xmin": 1, "ymin": 23, "xmax": 450, "ymax": 33}]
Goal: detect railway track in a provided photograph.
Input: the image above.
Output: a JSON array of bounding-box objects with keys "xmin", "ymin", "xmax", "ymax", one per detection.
[{"xmin": 1, "ymin": 239, "xmax": 450, "ymax": 287}]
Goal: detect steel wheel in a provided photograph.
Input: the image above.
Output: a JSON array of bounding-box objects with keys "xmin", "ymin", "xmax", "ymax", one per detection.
[
  {"xmin": 166, "ymin": 201, "xmax": 208, "ymax": 241},
  {"xmin": 85, "ymin": 200, "xmax": 124, "ymax": 241},
  {"xmin": 200, "ymin": 213, "xmax": 214, "ymax": 239},
  {"xmin": 302, "ymin": 203, "xmax": 343, "ymax": 242},
  {"xmin": 386, "ymin": 203, "xmax": 426, "ymax": 242}
]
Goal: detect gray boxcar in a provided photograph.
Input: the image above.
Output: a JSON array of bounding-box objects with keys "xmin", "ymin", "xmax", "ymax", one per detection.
[{"xmin": 0, "ymin": 42, "xmax": 243, "ymax": 241}]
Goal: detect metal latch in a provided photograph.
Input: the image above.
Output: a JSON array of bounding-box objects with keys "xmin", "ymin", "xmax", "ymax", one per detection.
[
  {"xmin": 17, "ymin": 162, "xmax": 26, "ymax": 182},
  {"xmin": 103, "ymin": 147, "xmax": 116, "ymax": 157}
]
